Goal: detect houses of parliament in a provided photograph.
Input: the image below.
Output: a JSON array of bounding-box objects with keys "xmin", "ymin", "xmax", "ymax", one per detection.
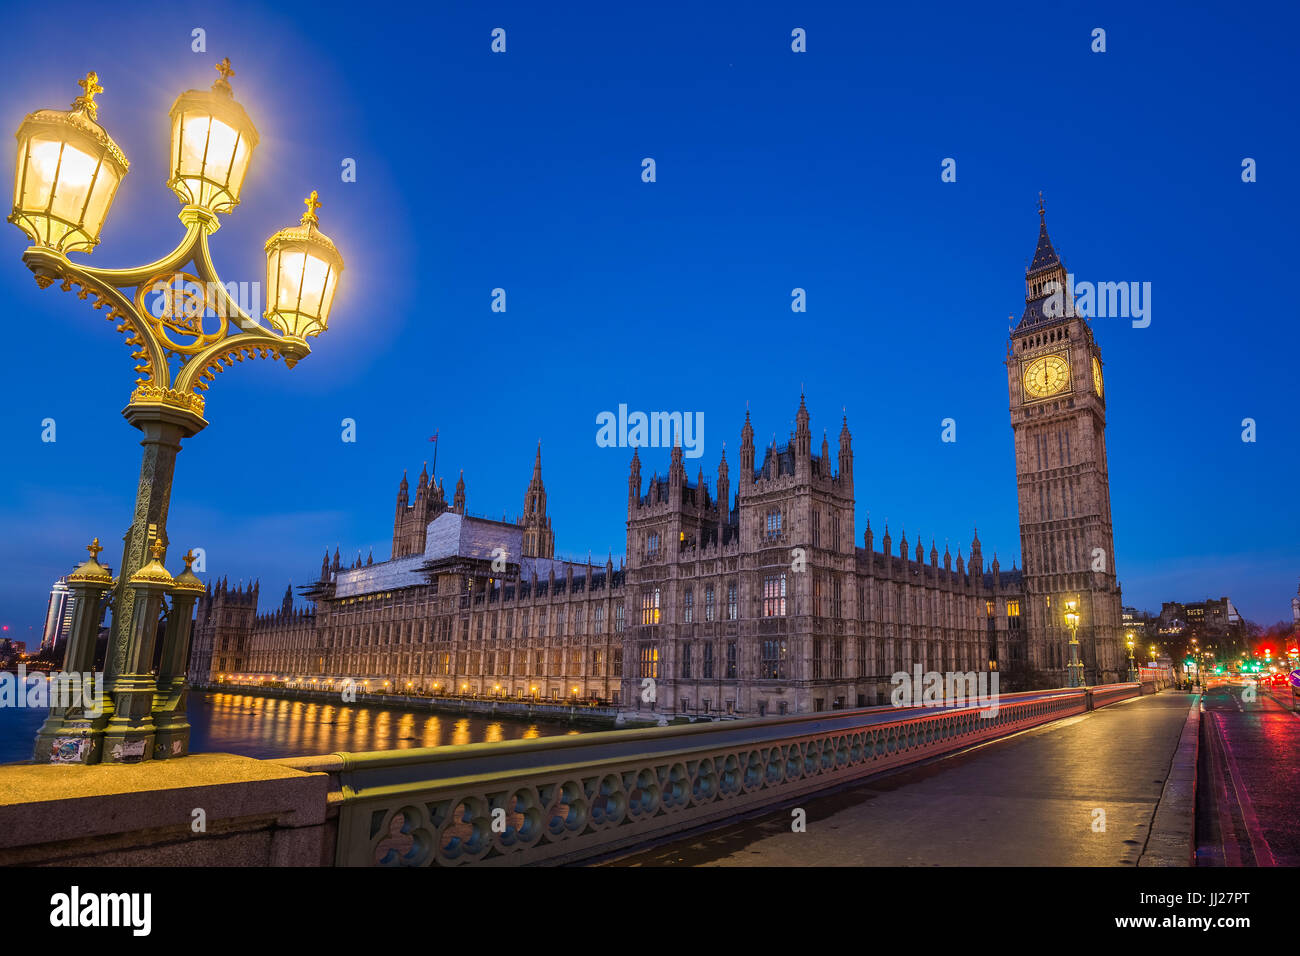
[{"xmin": 188, "ymin": 208, "xmax": 1127, "ymax": 713}]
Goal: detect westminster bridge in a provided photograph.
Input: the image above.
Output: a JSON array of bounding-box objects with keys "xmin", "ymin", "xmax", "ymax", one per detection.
[{"xmin": 0, "ymin": 677, "xmax": 1228, "ymax": 867}]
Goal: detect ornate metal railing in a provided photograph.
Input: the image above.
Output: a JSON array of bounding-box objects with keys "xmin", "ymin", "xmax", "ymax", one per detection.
[
  {"xmin": 279, "ymin": 683, "xmax": 1142, "ymax": 867},
  {"xmin": 1091, "ymin": 681, "xmax": 1142, "ymax": 709}
]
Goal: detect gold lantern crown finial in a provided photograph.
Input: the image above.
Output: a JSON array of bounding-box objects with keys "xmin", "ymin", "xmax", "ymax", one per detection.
[
  {"xmin": 182, "ymin": 549, "xmax": 197, "ymax": 571},
  {"xmin": 213, "ymin": 57, "xmax": 235, "ymax": 95},
  {"xmin": 73, "ymin": 71, "xmax": 104, "ymax": 119},
  {"xmin": 68, "ymin": 536, "xmax": 114, "ymax": 586},
  {"xmin": 150, "ymin": 539, "xmax": 166, "ymax": 561},
  {"xmin": 301, "ymin": 190, "xmax": 321, "ymax": 226}
]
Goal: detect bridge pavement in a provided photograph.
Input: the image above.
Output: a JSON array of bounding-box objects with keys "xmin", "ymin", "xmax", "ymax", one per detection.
[{"xmin": 607, "ymin": 691, "xmax": 1197, "ymax": 867}]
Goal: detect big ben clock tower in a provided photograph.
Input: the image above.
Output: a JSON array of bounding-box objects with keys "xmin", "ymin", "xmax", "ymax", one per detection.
[{"xmin": 1007, "ymin": 197, "xmax": 1124, "ymax": 685}]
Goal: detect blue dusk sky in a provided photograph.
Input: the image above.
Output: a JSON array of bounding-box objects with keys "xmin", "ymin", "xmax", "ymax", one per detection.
[{"xmin": 0, "ymin": 0, "xmax": 1296, "ymax": 641}]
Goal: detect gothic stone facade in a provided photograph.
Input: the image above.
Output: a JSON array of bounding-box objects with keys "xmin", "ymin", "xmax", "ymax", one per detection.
[{"xmin": 189, "ymin": 210, "xmax": 1127, "ymax": 710}]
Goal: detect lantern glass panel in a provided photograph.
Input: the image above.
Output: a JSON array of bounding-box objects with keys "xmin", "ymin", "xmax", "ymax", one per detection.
[
  {"xmin": 170, "ymin": 109, "xmax": 252, "ymax": 212},
  {"xmin": 12, "ymin": 131, "xmax": 123, "ymax": 251}
]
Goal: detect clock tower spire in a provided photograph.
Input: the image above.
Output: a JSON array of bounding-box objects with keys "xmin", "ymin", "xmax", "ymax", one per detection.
[{"xmin": 1007, "ymin": 196, "xmax": 1123, "ymax": 686}]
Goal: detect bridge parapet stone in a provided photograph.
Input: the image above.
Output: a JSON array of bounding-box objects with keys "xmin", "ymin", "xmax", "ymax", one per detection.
[
  {"xmin": 284, "ymin": 685, "xmax": 1140, "ymax": 867},
  {"xmin": 0, "ymin": 753, "xmax": 330, "ymax": 866}
]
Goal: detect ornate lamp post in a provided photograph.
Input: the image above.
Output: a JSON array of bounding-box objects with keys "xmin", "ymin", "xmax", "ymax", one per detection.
[
  {"xmin": 11, "ymin": 62, "xmax": 345, "ymax": 763},
  {"xmin": 1064, "ymin": 597, "xmax": 1084, "ymax": 688},
  {"xmin": 1125, "ymin": 631, "xmax": 1137, "ymax": 682}
]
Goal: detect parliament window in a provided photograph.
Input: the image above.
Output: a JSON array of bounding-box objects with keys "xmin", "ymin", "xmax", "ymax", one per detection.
[
  {"xmin": 727, "ymin": 582, "xmax": 738, "ymax": 620},
  {"xmin": 683, "ymin": 588, "xmax": 694, "ymax": 623},
  {"xmin": 681, "ymin": 643, "xmax": 692, "ymax": 679},
  {"xmin": 765, "ymin": 509, "xmax": 782, "ymax": 541},
  {"xmin": 615, "ymin": 604, "xmax": 625, "ymax": 632},
  {"xmin": 702, "ymin": 642, "xmax": 715, "ymax": 679},
  {"xmin": 637, "ymin": 643, "xmax": 659, "ymax": 679},
  {"xmin": 760, "ymin": 640, "xmax": 787, "ymax": 679},
  {"xmin": 762, "ymin": 574, "xmax": 787, "ymax": 617},
  {"xmin": 641, "ymin": 589, "xmax": 661, "ymax": 625},
  {"xmin": 647, "ymin": 532, "xmax": 660, "ymax": 557},
  {"xmin": 705, "ymin": 585, "xmax": 716, "ymax": 622},
  {"xmin": 726, "ymin": 641, "xmax": 737, "ymax": 678}
]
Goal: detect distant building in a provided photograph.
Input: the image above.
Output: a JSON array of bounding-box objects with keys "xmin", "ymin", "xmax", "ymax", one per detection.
[
  {"xmin": 40, "ymin": 577, "xmax": 76, "ymax": 653},
  {"xmin": 1155, "ymin": 596, "xmax": 1243, "ymax": 654},
  {"xmin": 1122, "ymin": 606, "xmax": 1154, "ymax": 641}
]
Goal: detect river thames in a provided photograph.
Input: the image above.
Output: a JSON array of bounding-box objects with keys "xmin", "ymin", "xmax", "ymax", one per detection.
[{"xmin": 0, "ymin": 690, "xmax": 582, "ymax": 764}]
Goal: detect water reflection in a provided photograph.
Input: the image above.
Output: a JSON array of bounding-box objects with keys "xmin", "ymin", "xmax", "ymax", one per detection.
[
  {"xmin": 0, "ymin": 692, "xmax": 583, "ymax": 764},
  {"xmin": 190, "ymin": 692, "xmax": 582, "ymax": 759}
]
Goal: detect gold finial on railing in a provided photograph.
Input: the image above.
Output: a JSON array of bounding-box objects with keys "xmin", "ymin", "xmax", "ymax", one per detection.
[
  {"xmin": 73, "ymin": 71, "xmax": 103, "ymax": 119},
  {"xmin": 87, "ymin": 537, "xmax": 104, "ymax": 561},
  {"xmin": 213, "ymin": 57, "xmax": 234, "ymax": 94},
  {"xmin": 183, "ymin": 549, "xmax": 197, "ymax": 571},
  {"xmin": 301, "ymin": 190, "xmax": 321, "ymax": 226},
  {"xmin": 150, "ymin": 539, "xmax": 166, "ymax": 561}
]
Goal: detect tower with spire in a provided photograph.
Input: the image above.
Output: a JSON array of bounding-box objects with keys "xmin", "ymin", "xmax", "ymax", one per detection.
[
  {"xmin": 391, "ymin": 460, "xmax": 448, "ymax": 558},
  {"xmin": 1007, "ymin": 195, "xmax": 1123, "ymax": 685},
  {"xmin": 520, "ymin": 443, "xmax": 554, "ymax": 558}
]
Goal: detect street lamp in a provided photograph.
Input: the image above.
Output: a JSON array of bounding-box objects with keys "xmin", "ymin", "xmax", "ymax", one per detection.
[
  {"xmin": 1064, "ymin": 597, "xmax": 1084, "ymax": 688},
  {"xmin": 1126, "ymin": 631, "xmax": 1137, "ymax": 683},
  {"xmin": 12, "ymin": 63, "xmax": 344, "ymax": 764},
  {"xmin": 10, "ymin": 72, "xmax": 127, "ymax": 253}
]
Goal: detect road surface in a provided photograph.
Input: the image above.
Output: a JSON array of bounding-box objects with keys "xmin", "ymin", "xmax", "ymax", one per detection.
[
  {"xmin": 608, "ymin": 691, "xmax": 1196, "ymax": 866},
  {"xmin": 1197, "ymin": 679, "xmax": 1300, "ymax": 866}
]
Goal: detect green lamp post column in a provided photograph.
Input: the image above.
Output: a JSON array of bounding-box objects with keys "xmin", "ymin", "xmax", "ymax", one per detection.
[
  {"xmin": 100, "ymin": 541, "xmax": 173, "ymax": 762},
  {"xmin": 1065, "ymin": 597, "xmax": 1085, "ymax": 688},
  {"xmin": 106, "ymin": 404, "xmax": 204, "ymax": 696},
  {"xmin": 152, "ymin": 550, "xmax": 205, "ymax": 759},
  {"xmin": 33, "ymin": 538, "xmax": 115, "ymax": 764}
]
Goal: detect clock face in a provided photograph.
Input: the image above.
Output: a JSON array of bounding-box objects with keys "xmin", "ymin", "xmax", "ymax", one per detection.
[
  {"xmin": 1022, "ymin": 353, "xmax": 1070, "ymax": 400},
  {"xmin": 1092, "ymin": 356, "xmax": 1103, "ymax": 397}
]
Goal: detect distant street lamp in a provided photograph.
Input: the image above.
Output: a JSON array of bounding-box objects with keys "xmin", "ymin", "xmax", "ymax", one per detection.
[
  {"xmin": 1126, "ymin": 631, "xmax": 1138, "ymax": 683},
  {"xmin": 12, "ymin": 63, "xmax": 344, "ymax": 764},
  {"xmin": 1064, "ymin": 597, "xmax": 1084, "ymax": 688}
]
